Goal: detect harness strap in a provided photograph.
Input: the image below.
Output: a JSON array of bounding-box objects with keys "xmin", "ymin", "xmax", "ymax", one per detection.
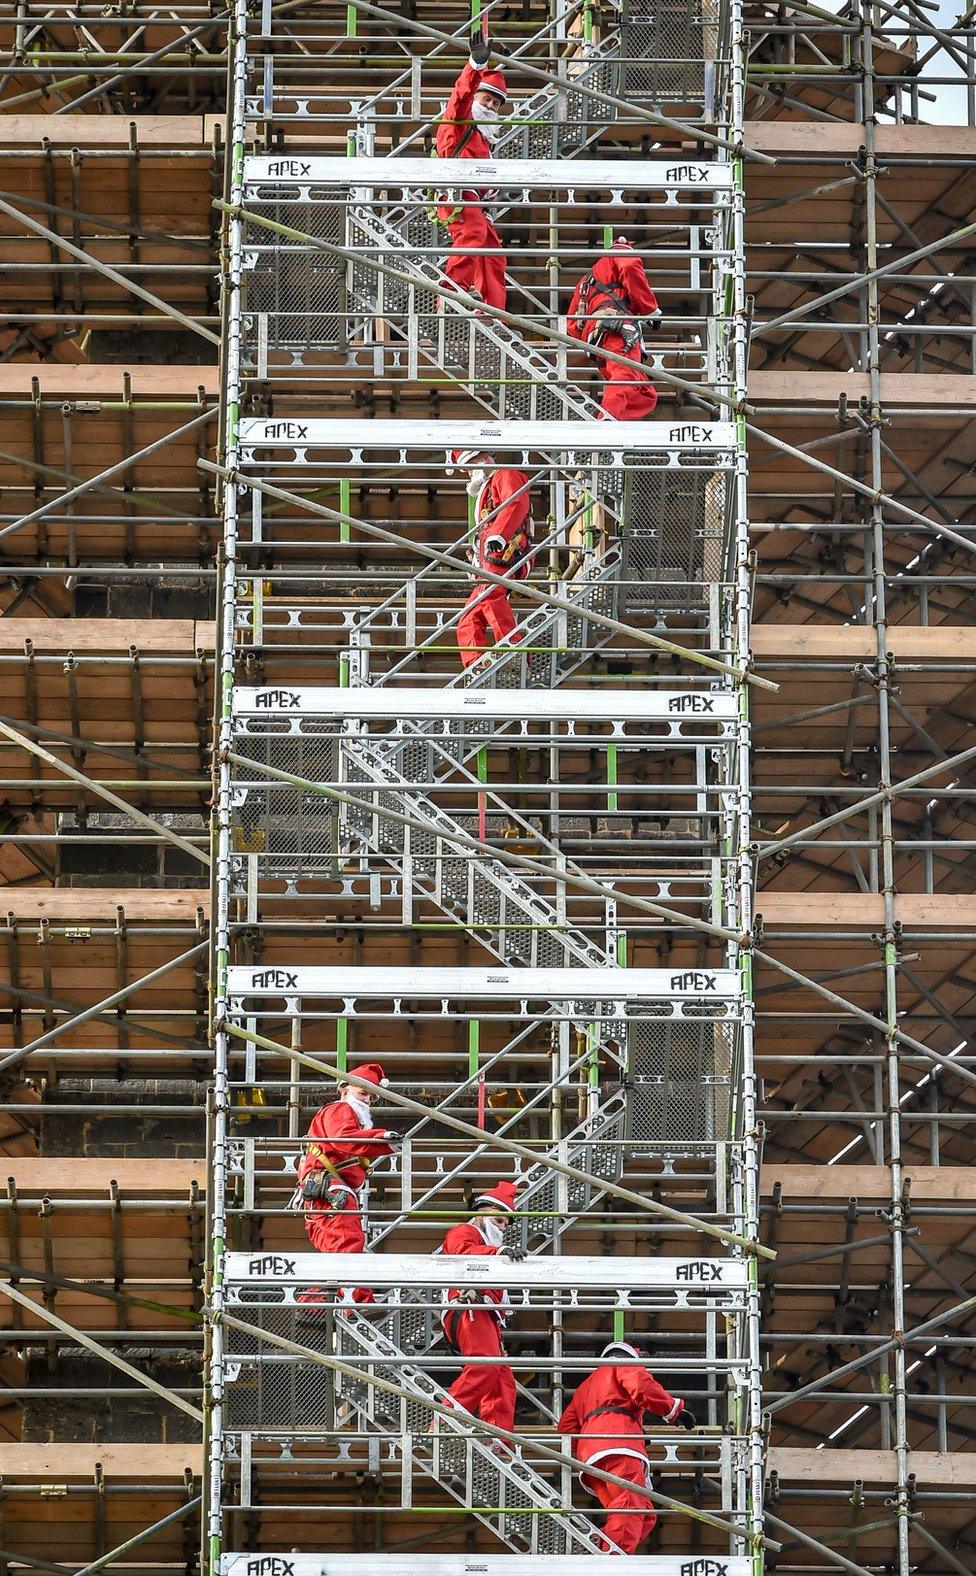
[
  {"xmin": 306, "ymin": 1143, "xmax": 372, "ymax": 1182},
  {"xmin": 583, "ymin": 1403, "xmax": 639, "ymax": 1424},
  {"xmin": 429, "ymin": 123, "xmax": 482, "ymax": 226}
]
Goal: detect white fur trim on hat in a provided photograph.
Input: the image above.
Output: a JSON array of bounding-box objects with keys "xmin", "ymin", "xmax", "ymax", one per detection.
[{"xmin": 601, "ymin": 1340, "xmax": 642, "ymax": 1361}]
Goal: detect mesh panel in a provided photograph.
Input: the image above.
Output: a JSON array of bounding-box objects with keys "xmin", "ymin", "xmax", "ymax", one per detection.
[
  {"xmin": 243, "ymin": 194, "xmax": 346, "ymax": 354},
  {"xmin": 497, "ymin": 57, "xmax": 617, "ymax": 159},
  {"xmin": 350, "ymin": 206, "xmax": 439, "ymax": 318},
  {"xmin": 619, "ymin": 2, "xmax": 710, "ymax": 103},
  {"xmin": 622, "ymin": 465, "xmax": 726, "ymax": 610},
  {"xmin": 512, "ymin": 1091, "xmax": 628, "ymax": 1251},
  {"xmin": 231, "ymin": 725, "xmax": 337, "ymax": 873},
  {"xmin": 626, "ymin": 1018, "xmax": 734, "ymax": 1147},
  {"xmin": 225, "ymin": 1306, "xmax": 335, "ymax": 1429}
]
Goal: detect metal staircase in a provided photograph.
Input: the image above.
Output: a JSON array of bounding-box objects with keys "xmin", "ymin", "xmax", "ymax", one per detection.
[
  {"xmin": 332, "ymin": 1304, "xmax": 615, "ymax": 1556},
  {"xmin": 345, "ymin": 542, "xmax": 623, "ymax": 692},
  {"xmin": 347, "ymin": 202, "xmax": 603, "ymax": 423}
]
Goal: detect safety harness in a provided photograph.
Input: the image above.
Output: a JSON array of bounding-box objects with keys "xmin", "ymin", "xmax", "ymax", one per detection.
[
  {"xmin": 475, "ymin": 480, "xmax": 534, "ymax": 579},
  {"xmin": 583, "ymin": 1403, "xmax": 639, "ymax": 1425},
  {"xmin": 574, "ymin": 271, "xmax": 642, "ymax": 351},
  {"xmin": 427, "ymin": 123, "xmax": 483, "ymax": 228},
  {"xmin": 295, "ymin": 1142, "xmax": 374, "ymax": 1208}
]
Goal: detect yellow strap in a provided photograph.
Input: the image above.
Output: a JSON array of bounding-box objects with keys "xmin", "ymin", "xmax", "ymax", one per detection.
[{"xmin": 306, "ymin": 1143, "xmax": 372, "ymax": 1183}]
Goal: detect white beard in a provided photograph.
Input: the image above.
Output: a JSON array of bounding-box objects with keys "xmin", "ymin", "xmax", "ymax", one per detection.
[
  {"xmin": 466, "ymin": 469, "xmax": 487, "ymax": 497},
  {"xmin": 477, "ymin": 1215, "xmax": 504, "ymax": 1247},
  {"xmin": 344, "ymin": 1093, "xmax": 373, "ymax": 1127},
  {"xmin": 472, "ymin": 104, "xmax": 500, "ymax": 138}
]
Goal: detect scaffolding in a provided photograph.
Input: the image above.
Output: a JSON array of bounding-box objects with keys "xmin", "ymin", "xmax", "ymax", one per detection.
[{"xmin": 0, "ymin": 2, "xmax": 973, "ymax": 1575}]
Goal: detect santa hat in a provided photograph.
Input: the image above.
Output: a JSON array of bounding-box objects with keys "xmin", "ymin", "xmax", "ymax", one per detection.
[
  {"xmin": 474, "ymin": 1180, "xmax": 519, "ymax": 1213},
  {"xmin": 478, "ymin": 69, "xmax": 508, "ymax": 102},
  {"xmin": 448, "ymin": 447, "xmax": 486, "ymax": 473},
  {"xmin": 344, "ymin": 1062, "xmax": 388, "ymax": 1090},
  {"xmin": 601, "ymin": 1340, "xmax": 643, "ymax": 1362},
  {"xmin": 612, "ymin": 236, "xmax": 635, "ymax": 248}
]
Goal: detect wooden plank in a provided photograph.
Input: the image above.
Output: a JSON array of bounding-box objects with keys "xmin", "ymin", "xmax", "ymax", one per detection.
[
  {"xmin": 0, "ymin": 620, "xmax": 213, "ymax": 654},
  {"xmin": 760, "ymin": 1165, "xmax": 975, "ymax": 1203},
  {"xmin": 752, "ymin": 625, "xmax": 976, "ymax": 661},
  {"xmin": 0, "ymin": 367, "xmax": 219, "ymax": 398},
  {"xmin": 0, "ymin": 1443, "xmax": 202, "ymax": 1480},
  {"xmin": 759, "ymin": 893, "xmax": 976, "ymax": 930},
  {"xmin": 750, "ymin": 371, "xmax": 976, "ymax": 409},
  {"xmin": 757, "ymin": 893, "xmax": 886, "ymax": 927},
  {"xmin": 744, "ymin": 123, "xmax": 976, "ymax": 159},
  {"xmin": 0, "ymin": 365, "xmax": 971, "ymax": 410},
  {"xmin": 768, "ymin": 1448, "xmax": 976, "ymax": 1488},
  {"xmin": 8, "ymin": 1160, "xmax": 973, "ymax": 1205},
  {"xmin": 2, "ymin": 890, "xmax": 209, "ymax": 921},
  {"xmin": 0, "ymin": 1159, "xmax": 204, "ymax": 1198},
  {"xmin": 0, "ymin": 116, "xmax": 224, "ymax": 149},
  {"xmin": 0, "ymin": 1442, "xmax": 969, "ymax": 1490}
]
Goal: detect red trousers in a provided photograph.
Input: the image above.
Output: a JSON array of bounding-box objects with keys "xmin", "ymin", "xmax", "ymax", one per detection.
[
  {"xmin": 444, "ymin": 206, "xmax": 507, "ymax": 312},
  {"xmin": 597, "ymin": 332, "xmax": 657, "ymax": 421},
  {"xmin": 457, "ymin": 582, "xmax": 518, "ymax": 665},
  {"xmin": 586, "ymin": 1452, "xmax": 657, "ymax": 1554},
  {"xmin": 301, "ymin": 1194, "xmax": 374, "ymax": 1305},
  {"xmin": 444, "ymin": 1308, "xmax": 517, "ymax": 1432}
]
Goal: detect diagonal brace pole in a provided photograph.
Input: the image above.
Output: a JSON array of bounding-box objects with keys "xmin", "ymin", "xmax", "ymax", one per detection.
[
  {"xmin": 225, "ymin": 746, "xmax": 976, "ymax": 1095},
  {"xmin": 756, "ymin": 738, "xmax": 976, "ymax": 859},
  {"xmin": 0, "ymin": 718, "xmax": 210, "ymax": 867},
  {"xmin": 338, "ymin": 0, "xmax": 775, "ymax": 163},
  {"xmin": 0, "ymin": 193, "xmax": 220, "ymax": 347},
  {"xmin": 764, "ymin": 1292, "xmax": 976, "ymax": 1417},
  {"xmin": 220, "ymin": 1308, "xmax": 776, "ymax": 1549},
  {"xmin": 0, "ymin": 939, "xmax": 209, "ymax": 1077},
  {"xmin": 73, "ymin": 1495, "xmax": 203, "ymax": 1576},
  {"xmin": 223, "ymin": 1022, "xmax": 772, "ymax": 1260},
  {"xmin": 0, "ymin": 406, "xmax": 216, "ymax": 546},
  {"xmin": 0, "ymin": 1278, "xmax": 205, "ymax": 1422},
  {"xmin": 203, "ymin": 459, "xmax": 778, "ymax": 693}
]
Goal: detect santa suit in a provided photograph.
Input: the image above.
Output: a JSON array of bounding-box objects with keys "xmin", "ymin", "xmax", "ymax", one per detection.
[
  {"xmin": 435, "ymin": 63, "xmax": 507, "ymax": 312},
  {"xmin": 296, "ymin": 1094, "xmax": 394, "ymax": 1305},
  {"xmin": 557, "ymin": 1360, "xmax": 684, "ymax": 1553},
  {"xmin": 457, "ymin": 468, "xmax": 532, "ymax": 666},
  {"xmin": 441, "ymin": 1218, "xmax": 517, "ymax": 1432},
  {"xmin": 567, "ymin": 249, "xmax": 660, "ymax": 421}
]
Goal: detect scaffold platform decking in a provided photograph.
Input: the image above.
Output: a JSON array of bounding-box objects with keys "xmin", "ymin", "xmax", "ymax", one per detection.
[{"xmin": 219, "ymin": 1559, "xmax": 752, "ymax": 1576}]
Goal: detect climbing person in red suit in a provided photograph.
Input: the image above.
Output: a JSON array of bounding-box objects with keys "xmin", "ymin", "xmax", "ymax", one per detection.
[
  {"xmin": 557, "ymin": 1340, "xmax": 697, "ymax": 1553},
  {"xmin": 434, "ymin": 36, "xmax": 509, "ymax": 313},
  {"xmin": 440, "ymin": 1180, "xmax": 525, "ymax": 1447},
  {"xmin": 566, "ymin": 238, "xmax": 662, "ymax": 421},
  {"xmin": 294, "ymin": 1062, "xmax": 398, "ymax": 1307},
  {"xmin": 449, "ymin": 449, "xmax": 533, "ymax": 669}
]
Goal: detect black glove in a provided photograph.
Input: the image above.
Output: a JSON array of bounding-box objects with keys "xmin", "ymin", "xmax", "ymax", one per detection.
[
  {"xmin": 502, "ymin": 1246, "xmax": 527, "ymax": 1262},
  {"xmin": 300, "ymin": 1173, "xmax": 331, "ymax": 1202},
  {"xmin": 677, "ymin": 1406, "xmax": 697, "ymax": 1430},
  {"xmin": 470, "ymin": 35, "xmax": 491, "ymax": 68},
  {"xmin": 379, "ymin": 1129, "xmax": 401, "ymax": 1146}
]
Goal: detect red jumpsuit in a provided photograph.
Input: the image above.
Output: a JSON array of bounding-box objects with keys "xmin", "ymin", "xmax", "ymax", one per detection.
[
  {"xmin": 441, "ymin": 1220, "xmax": 517, "ymax": 1433},
  {"xmin": 566, "ymin": 250, "xmax": 660, "ymax": 421},
  {"xmin": 296, "ymin": 1097, "xmax": 394, "ymax": 1305},
  {"xmin": 457, "ymin": 468, "xmax": 532, "ymax": 666},
  {"xmin": 435, "ymin": 64, "xmax": 507, "ymax": 312},
  {"xmin": 557, "ymin": 1360, "xmax": 684, "ymax": 1554}
]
